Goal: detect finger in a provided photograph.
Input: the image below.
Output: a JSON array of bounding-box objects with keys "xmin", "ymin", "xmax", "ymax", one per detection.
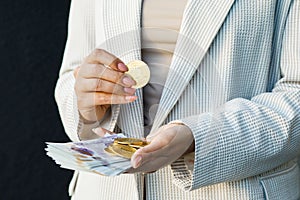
[
  {"xmin": 77, "ymin": 93, "xmax": 137, "ymax": 109},
  {"xmin": 94, "ymin": 92, "xmax": 137, "ymax": 105},
  {"xmin": 79, "ymin": 78, "xmax": 136, "ymax": 95},
  {"xmin": 131, "ymin": 149, "xmax": 143, "ymax": 168},
  {"xmin": 146, "ymin": 125, "xmax": 170, "ymax": 142},
  {"xmin": 125, "ymin": 167, "xmax": 156, "ymax": 174},
  {"xmin": 92, "ymin": 127, "xmax": 114, "ymax": 137},
  {"xmin": 146, "ymin": 133, "xmax": 159, "ymax": 142},
  {"xmin": 131, "ymin": 151, "xmax": 168, "ymax": 170},
  {"xmin": 79, "ymin": 64, "xmax": 136, "ymax": 87},
  {"xmin": 73, "ymin": 66, "xmax": 80, "ymax": 78},
  {"xmin": 124, "ymin": 167, "xmax": 134, "ymax": 173},
  {"xmin": 141, "ymin": 136, "xmax": 169, "ymax": 153},
  {"xmin": 85, "ymin": 49, "xmax": 128, "ymax": 72},
  {"xmin": 131, "ymin": 147, "xmax": 162, "ymax": 169}
]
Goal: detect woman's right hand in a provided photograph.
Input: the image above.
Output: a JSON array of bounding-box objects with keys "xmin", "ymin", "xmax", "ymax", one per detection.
[{"xmin": 74, "ymin": 49, "xmax": 137, "ymax": 123}]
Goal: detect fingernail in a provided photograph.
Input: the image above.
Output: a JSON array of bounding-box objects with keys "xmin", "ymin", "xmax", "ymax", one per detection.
[
  {"xmin": 124, "ymin": 87, "xmax": 136, "ymax": 94},
  {"xmin": 133, "ymin": 156, "xmax": 142, "ymax": 168},
  {"xmin": 125, "ymin": 96, "xmax": 137, "ymax": 101},
  {"xmin": 122, "ymin": 76, "xmax": 136, "ymax": 86},
  {"xmin": 118, "ymin": 63, "xmax": 128, "ymax": 71}
]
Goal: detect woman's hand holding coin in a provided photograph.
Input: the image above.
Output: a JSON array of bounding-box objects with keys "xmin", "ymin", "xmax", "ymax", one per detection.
[
  {"xmin": 92, "ymin": 123, "xmax": 194, "ymax": 174},
  {"xmin": 128, "ymin": 124, "xmax": 194, "ymax": 174},
  {"xmin": 74, "ymin": 49, "xmax": 137, "ymax": 123}
]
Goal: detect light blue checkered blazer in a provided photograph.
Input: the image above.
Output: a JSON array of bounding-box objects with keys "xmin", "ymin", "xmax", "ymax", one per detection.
[{"xmin": 55, "ymin": 0, "xmax": 300, "ymax": 199}]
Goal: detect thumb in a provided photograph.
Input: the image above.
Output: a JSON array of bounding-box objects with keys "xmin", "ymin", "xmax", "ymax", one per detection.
[
  {"xmin": 92, "ymin": 127, "xmax": 114, "ymax": 137},
  {"xmin": 146, "ymin": 125, "xmax": 169, "ymax": 142}
]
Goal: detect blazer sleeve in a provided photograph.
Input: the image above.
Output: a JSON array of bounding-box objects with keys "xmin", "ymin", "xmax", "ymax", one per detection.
[
  {"xmin": 54, "ymin": 0, "xmax": 114, "ymax": 142},
  {"xmin": 171, "ymin": 0, "xmax": 300, "ymax": 191}
]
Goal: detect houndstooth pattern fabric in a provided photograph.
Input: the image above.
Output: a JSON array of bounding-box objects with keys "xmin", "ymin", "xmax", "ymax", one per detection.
[{"xmin": 55, "ymin": 0, "xmax": 300, "ymax": 199}]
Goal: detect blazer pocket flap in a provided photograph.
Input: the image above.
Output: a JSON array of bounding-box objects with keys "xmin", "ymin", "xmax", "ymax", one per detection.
[{"xmin": 259, "ymin": 163, "xmax": 300, "ymax": 200}]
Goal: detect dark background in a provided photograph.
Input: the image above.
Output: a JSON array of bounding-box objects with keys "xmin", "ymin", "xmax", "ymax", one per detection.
[{"xmin": 0, "ymin": 0, "xmax": 73, "ymax": 199}]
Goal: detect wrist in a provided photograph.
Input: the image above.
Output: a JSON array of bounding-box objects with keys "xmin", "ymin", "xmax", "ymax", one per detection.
[
  {"xmin": 78, "ymin": 105, "xmax": 110, "ymax": 124},
  {"xmin": 180, "ymin": 124, "xmax": 195, "ymax": 155},
  {"xmin": 167, "ymin": 120, "xmax": 195, "ymax": 155},
  {"xmin": 169, "ymin": 122, "xmax": 195, "ymax": 156},
  {"xmin": 184, "ymin": 139, "xmax": 195, "ymax": 155},
  {"xmin": 79, "ymin": 111, "xmax": 98, "ymax": 124}
]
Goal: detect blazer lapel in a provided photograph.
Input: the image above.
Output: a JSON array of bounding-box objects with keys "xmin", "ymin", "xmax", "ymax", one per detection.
[
  {"xmin": 151, "ymin": 0, "xmax": 235, "ymax": 132},
  {"xmin": 103, "ymin": 0, "xmax": 144, "ymax": 139}
]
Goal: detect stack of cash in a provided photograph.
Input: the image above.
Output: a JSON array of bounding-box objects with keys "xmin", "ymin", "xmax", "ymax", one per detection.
[{"xmin": 45, "ymin": 134, "xmax": 148, "ymax": 176}]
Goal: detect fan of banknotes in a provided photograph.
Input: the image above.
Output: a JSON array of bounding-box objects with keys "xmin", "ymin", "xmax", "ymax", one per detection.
[{"xmin": 45, "ymin": 134, "xmax": 149, "ymax": 176}]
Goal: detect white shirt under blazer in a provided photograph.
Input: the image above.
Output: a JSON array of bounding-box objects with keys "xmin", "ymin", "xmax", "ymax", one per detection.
[{"xmin": 55, "ymin": 0, "xmax": 300, "ymax": 199}]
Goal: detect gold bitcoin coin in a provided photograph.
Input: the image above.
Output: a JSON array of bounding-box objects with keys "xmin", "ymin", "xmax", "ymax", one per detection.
[
  {"xmin": 129, "ymin": 144, "xmax": 147, "ymax": 149},
  {"xmin": 105, "ymin": 137, "xmax": 150, "ymax": 159},
  {"xmin": 111, "ymin": 144, "xmax": 137, "ymax": 159},
  {"xmin": 104, "ymin": 146, "xmax": 116, "ymax": 155},
  {"xmin": 114, "ymin": 138, "xmax": 145, "ymax": 145},
  {"xmin": 126, "ymin": 60, "xmax": 150, "ymax": 89}
]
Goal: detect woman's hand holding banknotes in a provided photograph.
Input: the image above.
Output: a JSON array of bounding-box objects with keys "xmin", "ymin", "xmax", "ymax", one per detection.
[
  {"xmin": 128, "ymin": 124, "xmax": 195, "ymax": 174},
  {"xmin": 93, "ymin": 124, "xmax": 195, "ymax": 174}
]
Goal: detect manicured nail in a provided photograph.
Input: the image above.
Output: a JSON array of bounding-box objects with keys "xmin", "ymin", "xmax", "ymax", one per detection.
[
  {"xmin": 133, "ymin": 156, "xmax": 142, "ymax": 168},
  {"xmin": 122, "ymin": 76, "xmax": 136, "ymax": 86},
  {"xmin": 118, "ymin": 63, "xmax": 128, "ymax": 71},
  {"xmin": 125, "ymin": 96, "xmax": 137, "ymax": 101},
  {"xmin": 124, "ymin": 87, "xmax": 136, "ymax": 94}
]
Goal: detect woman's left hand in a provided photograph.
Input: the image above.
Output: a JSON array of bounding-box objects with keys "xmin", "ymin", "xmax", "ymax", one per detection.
[{"xmin": 127, "ymin": 124, "xmax": 194, "ymax": 174}]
